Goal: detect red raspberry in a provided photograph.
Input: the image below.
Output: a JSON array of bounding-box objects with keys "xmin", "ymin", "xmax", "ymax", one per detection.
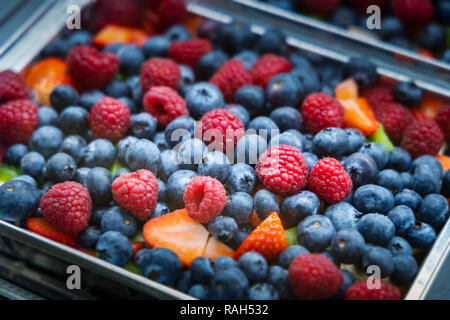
[
  {"xmin": 210, "ymin": 60, "xmax": 252, "ymax": 102},
  {"xmin": 393, "ymin": 0, "xmax": 434, "ymax": 26},
  {"xmin": 67, "ymin": 46, "xmax": 119, "ymax": 92},
  {"xmin": 95, "ymin": 0, "xmax": 141, "ymax": 30},
  {"xmin": 434, "ymin": 105, "xmax": 450, "ymax": 143},
  {"xmin": 40, "ymin": 182, "xmax": 92, "ymax": 234},
  {"xmin": 308, "ymin": 157, "xmax": 352, "ymax": 204},
  {"xmin": 0, "ymin": 144, "xmax": 4, "ymax": 164},
  {"xmin": 256, "ymin": 144, "xmax": 309, "ymax": 195},
  {"xmin": 0, "ymin": 70, "xmax": 30, "ymax": 103},
  {"xmin": 345, "ymin": 280, "xmax": 401, "ymax": 300},
  {"xmin": 0, "ymin": 100, "xmax": 38, "ymax": 145},
  {"xmin": 400, "ymin": 120, "xmax": 443, "ymax": 159},
  {"xmin": 301, "ymin": 93, "xmax": 345, "ymax": 134},
  {"xmin": 302, "ymin": 0, "xmax": 342, "ymax": 16},
  {"xmin": 363, "ymin": 86, "xmax": 394, "ymax": 114},
  {"xmin": 112, "ymin": 169, "xmax": 159, "ymax": 221},
  {"xmin": 140, "ymin": 58, "xmax": 181, "ymax": 94},
  {"xmin": 169, "ymin": 39, "xmax": 212, "ymax": 68},
  {"xmin": 250, "ymin": 54, "xmax": 293, "ymax": 89},
  {"xmin": 200, "ymin": 109, "xmax": 245, "ymax": 153},
  {"xmin": 183, "ymin": 176, "xmax": 227, "ymax": 223},
  {"xmin": 157, "ymin": 0, "xmax": 188, "ymax": 30},
  {"xmin": 143, "ymin": 86, "xmax": 188, "ymax": 126},
  {"xmin": 375, "ymin": 102, "xmax": 413, "ymax": 145},
  {"xmin": 88, "ymin": 97, "xmax": 130, "ymax": 142},
  {"xmin": 289, "ymin": 254, "xmax": 343, "ymax": 300}
]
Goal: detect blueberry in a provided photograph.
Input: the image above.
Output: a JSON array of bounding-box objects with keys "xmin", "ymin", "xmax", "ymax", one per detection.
[
  {"xmin": 266, "ymin": 73, "xmax": 303, "ymax": 109},
  {"xmin": 150, "ymin": 202, "xmax": 170, "ymax": 219},
  {"xmin": 391, "ymin": 253, "xmax": 418, "ymax": 286},
  {"xmin": 441, "ymin": 170, "xmax": 450, "ymax": 198},
  {"xmin": 325, "ymin": 202, "xmax": 362, "ymax": 231},
  {"xmin": 152, "ymin": 132, "xmax": 169, "ymax": 151},
  {"xmin": 269, "ymin": 131, "xmax": 303, "ymax": 152},
  {"xmin": 254, "ymin": 189, "xmax": 279, "ymax": 220},
  {"xmin": 361, "ymin": 246, "xmax": 394, "ymax": 278},
  {"xmin": 175, "ymin": 271, "xmax": 194, "ymax": 293},
  {"xmin": 49, "ymin": 85, "xmax": 79, "ymax": 112},
  {"xmin": 179, "ymin": 65, "xmax": 195, "ymax": 95},
  {"xmin": 234, "ymin": 85, "xmax": 266, "ymax": 116},
  {"xmin": 267, "ymin": 265, "xmax": 291, "ymax": 300},
  {"xmin": 301, "ymin": 133, "xmax": 314, "ymax": 153},
  {"xmin": 226, "ymin": 163, "xmax": 256, "ymax": 194},
  {"xmin": 20, "ymin": 152, "xmax": 45, "ymax": 178},
  {"xmin": 233, "ymin": 50, "xmax": 258, "ymax": 71},
  {"xmin": 238, "ymin": 252, "xmax": 268, "ymax": 283},
  {"xmin": 378, "ymin": 16, "xmax": 405, "ymax": 39},
  {"xmin": 104, "ymin": 80, "xmax": 130, "ymax": 98},
  {"xmin": 226, "ymin": 104, "xmax": 250, "ymax": 127},
  {"xmin": 86, "ymin": 167, "xmax": 113, "ymax": 207},
  {"xmin": 387, "ymin": 147, "xmax": 411, "ymax": 172},
  {"xmin": 353, "ymin": 184, "xmax": 394, "ymax": 214},
  {"xmin": 248, "ymin": 283, "xmax": 279, "ymax": 300},
  {"xmin": 114, "ymin": 168, "xmax": 130, "ymax": 180},
  {"xmin": 125, "ymin": 139, "xmax": 161, "ymax": 174},
  {"xmin": 222, "ymin": 192, "xmax": 254, "ymax": 225},
  {"xmin": 58, "ymin": 135, "xmax": 86, "ymax": 164},
  {"xmin": 387, "ymin": 205, "xmax": 416, "ymax": 235},
  {"xmin": 29, "ymin": 126, "xmax": 64, "ymax": 159},
  {"xmin": 0, "ymin": 180, "xmax": 40, "ymax": 222},
  {"xmin": 165, "ymin": 25, "xmax": 192, "ymax": 42},
  {"xmin": 141, "ymin": 248, "xmax": 182, "ymax": 285},
  {"xmin": 198, "ymin": 151, "xmax": 230, "ymax": 183},
  {"xmin": 388, "ymin": 37, "xmax": 413, "ymax": 49},
  {"xmin": 159, "ymin": 150, "xmax": 180, "ymax": 182},
  {"xmin": 280, "ymin": 191, "xmax": 320, "ymax": 229},
  {"xmin": 83, "ymin": 139, "xmax": 116, "ymax": 169},
  {"xmin": 359, "ymin": 142, "xmax": 388, "ymax": 170},
  {"xmin": 387, "ymin": 236, "xmax": 412, "ymax": 256},
  {"xmin": 117, "ymin": 136, "xmax": 138, "ymax": 165},
  {"xmin": 412, "ymin": 165, "xmax": 442, "ymax": 196},
  {"xmin": 164, "ymin": 116, "xmax": 195, "ymax": 147},
  {"xmin": 177, "ymin": 138, "xmax": 206, "ymax": 171},
  {"xmin": 290, "ymin": 65, "xmax": 321, "ymax": 96},
  {"xmin": 443, "ymin": 49, "xmax": 450, "ymax": 64},
  {"xmin": 357, "ymin": 213, "xmax": 395, "ymax": 246},
  {"xmin": 375, "ymin": 169, "xmax": 403, "ymax": 194},
  {"xmin": 303, "ymin": 152, "xmax": 318, "ymax": 172},
  {"xmin": 190, "ymin": 257, "xmax": 215, "ymax": 284},
  {"xmin": 269, "ymin": 106, "xmax": 302, "ymax": 132},
  {"xmin": 78, "ymin": 226, "xmax": 101, "ymax": 249},
  {"xmin": 130, "ymin": 113, "xmax": 157, "ymax": 139},
  {"xmin": 11, "ymin": 175, "xmax": 37, "ymax": 187},
  {"xmin": 45, "ymin": 153, "xmax": 77, "ymax": 183},
  {"xmin": 418, "ymin": 23, "xmax": 446, "ymax": 52},
  {"xmin": 400, "ymin": 172, "xmax": 413, "ymax": 189},
  {"xmin": 40, "ymin": 39, "xmax": 71, "ymax": 59},
  {"xmin": 345, "ymin": 129, "xmax": 365, "ymax": 155},
  {"xmin": 116, "ymin": 44, "xmax": 144, "ymax": 76},
  {"xmin": 289, "ymin": 52, "xmax": 314, "ymax": 70},
  {"xmin": 185, "ymin": 82, "xmax": 224, "ymax": 119},
  {"xmin": 418, "ymin": 194, "xmax": 449, "ymax": 230},
  {"xmin": 208, "ymin": 216, "xmax": 238, "ymax": 243},
  {"xmin": 235, "ymin": 134, "xmax": 267, "ymax": 165},
  {"xmin": 142, "ymin": 36, "xmax": 170, "ymax": 58},
  {"xmin": 296, "ymin": 215, "xmax": 336, "ymax": 252},
  {"xmin": 333, "ymin": 269, "xmax": 355, "ymax": 300},
  {"xmin": 38, "ymin": 107, "xmax": 58, "ymax": 127},
  {"xmin": 209, "ymin": 267, "xmax": 249, "ymax": 300},
  {"xmin": 96, "ymin": 231, "xmax": 132, "ymax": 267},
  {"xmin": 313, "ymin": 127, "xmax": 349, "ymax": 158},
  {"xmin": 126, "ymin": 76, "xmax": 143, "ymax": 109},
  {"xmin": 119, "ymin": 96, "xmax": 137, "ymax": 115},
  {"xmin": 226, "ymin": 224, "xmax": 254, "ymax": 250},
  {"xmin": 393, "ymin": 81, "xmax": 423, "ymax": 107},
  {"xmin": 104, "ymin": 43, "xmax": 126, "ymax": 54},
  {"xmin": 410, "ymin": 155, "xmax": 443, "ymax": 177},
  {"xmin": 4, "ymin": 144, "xmax": 28, "ymax": 166},
  {"xmin": 167, "ymin": 170, "xmax": 197, "ymax": 210},
  {"xmin": 218, "ymin": 23, "xmax": 257, "ymax": 55},
  {"xmin": 157, "ymin": 179, "xmax": 167, "ymax": 203},
  {"xmin": 331, "ymin": 229, "xmax": 366, "ymax": 264},
  {"xmin": 248, "ymin": 116, "xmax": 279, "ymax": 142},
  {"xmin": 278, "ymin": 245, "xmax": 309, "ymax": 269},
  {"xmin": 195, "ymin": 50, "xmax": 227, "ymax": 81},
  {"xmin": 331, "ymin": 6, "xmax": 356, "ymax": 28},
  {"xmin": 343, "ymin": 57, "xmax": 378, "ymax": 88},
  {"xmin": 405, "ymin": 222, "xmax": 436, "ymax": 249},
  {"xmin": 257, "ymin": 28, "xmax": 286, "ymax": 54},
  {"xmin": 213, "ymin": 256, "xmax": 238, "ymax": 272},
  {"xmin": 188, "ymin": 284, "xmax": 209, "ymax": 299},
  {"xmin": 79, "ymin": 90, "xmax": 105, "ymax": 111},
  {"xmin": 74, "ymin": 167, "xmax": 91, "ymax": 188}
]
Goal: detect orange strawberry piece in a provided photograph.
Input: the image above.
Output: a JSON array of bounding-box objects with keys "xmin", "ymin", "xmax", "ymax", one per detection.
[
  {"xmin": 143, "ymin": 208, "xmax": 209, "ymax": 267},
  {"xmin": 234, "ymin": 212, "xmax": 288, "ymax": 261},
  {"xmin": 131, "ymin": 241, "xmax": 145, "ymax": 259},
  {"xmin": 203, "ymin": 236, "xmax": 235, "ymax": 261},
  {"xmin": 25, "ymin": 57, "xmax": 67, "ymax": 88},
  {"xmin": 419, "ymin": 92, "xmax": 443, "ymax": 119},
  {"xmin": 250, "ymin": 211, "xmax": 262, "ymax": 228},
  {"xmin": 33, "ymin": 76, "xmax": 72, "ymax": 106},
  {"xmin": 93, "ymin": 25, "xmax": 133, "ymax": 48},
  {"xmin": 78, "ymin": 248, "xmax": 97, "ymax": 257},
  {"xmin": 339, "ymin": 97, "xmax": 379, "ymax": 136},
  {"xmin": 436, "ymin": 155, "xmax": 450, "ymax": 171},
  {"xmin": 25, "ymin": 218, "xmax": 77, "ymax": 247},
  {"xmin": 335, "ymin": 78, "xmax": 358, "ymax": 100},
  {"xmin": 130, "ymin": 29, "xmax": 150, "ymax": 46}
]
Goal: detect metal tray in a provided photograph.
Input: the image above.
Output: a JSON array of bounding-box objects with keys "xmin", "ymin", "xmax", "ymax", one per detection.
[{"xmin": 0, "ymin": 0, "xmax": 449, "ymax": 300}]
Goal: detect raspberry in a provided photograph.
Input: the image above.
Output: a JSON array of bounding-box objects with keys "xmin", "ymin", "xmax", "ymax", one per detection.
[
  {"xmin": 435, "ymin": 105, "xmax": 450, "ymax": 143},
  {"xmin": 393, "ymin": 0, "xmax": 434, "ymax": 26},
  {"xmin": 302, "ymin": 0, "xmax": 342, "ymax": 16},
  {"xmin": 67, "ymin": 45, "xmax": 119, "ymax": 91},
  {"xmin": 363, "ymin": 86, "xmax": 394, "ymax": 114},
  {"xmin": 112, "ymin": 169, "xmax": 159, "ymax": 221},
  {"xmin": 0, "ymin": 100, "xmax": 38, "ymax": 145},
  {"xmin": 157, "ymin": 0, "xmax": 188, "ymax": 30},
  {"xmin": 375, "ymin": 102, "xmax": 413, "ymax": 145},
  {"xmin": 168, "ymin": 39, "xmax": 212, "ymax": 68},
  {"xmin": 0, "ymin": 144, "xmax": 4, "ymax": 164},
  {"xmin": 256, "ymin": 144, "xmax": 309, "ymax": 195},
  {"xmin": 308, "ymin": 157, "xmax": 353, "ymax": 204},
  {"xmin": 95, "ymin": 0, "xmax": 141, "ymax": 30},
  {"xmin": 88, "ymin": 97, "xmax": 131, "ymax": 142},
  {"xmin": 345, "ymin": 280, "xmax": 401, "ymax": 300},
  {"xmin": 288, "ymin": 254, "xmax": 343, "ymax": 300},
  {"xmin": 301, "ymin": 93, "xmax": 345, "ymax": 134},
  {"xmin": 400, "ymin": 120, "xmax": 444, "ymax": 159},
  {"xmin": 143, "ymin": 86, "xmax": 188, "ymax": 126},
  {"xmin": 40, "ymin": 182, "xmax": 92, "ymax": 234},
  {"xmin": 210, "ymin": 60, "xmax": 252, "ymax": 102},
  {"xmin": 140, "ymin": 58, "xmax": 181, "ymax": 94},
  {"xmin": 183, "ymin": 176, "xmax": 227, "ymax": 223},
  {"xmin": 200, "ymin": 109, "xmax": 245, "ymax": 153},
  {"xmin": 250, "ymin": 54, "xmax": 292, "ymax": 89},
  {"xmin": 0, "ymin": 70, "xmax": 29, "ymax": 103}
]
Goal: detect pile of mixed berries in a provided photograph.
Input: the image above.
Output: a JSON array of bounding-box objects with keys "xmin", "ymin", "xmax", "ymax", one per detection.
[
  {"xmin": 256, "ymin": 0, "xmax": 450, "ymax": 62},
  {"xmin": 0, "ymin": 0, "xmax": 450, "ymax": 301}
]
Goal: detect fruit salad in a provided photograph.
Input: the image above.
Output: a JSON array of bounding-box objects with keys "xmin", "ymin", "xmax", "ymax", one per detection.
[{"xmin": 0, "ymin": 0, "xmax": 450, "ymax": 301}]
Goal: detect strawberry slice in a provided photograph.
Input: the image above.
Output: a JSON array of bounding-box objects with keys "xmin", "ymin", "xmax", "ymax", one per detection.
[
  {"xmin": 131, "ymin": 241, "xmax": 145, "ymax": 259},
  {"xmin": 25, "ymin": 218, "xmax": 77, "ymax": 247},
  {"xmin": 143, "ymin": 209, "xmax": 209, "ymax": 267},
  {"xmin": 436, "ymin": 155, "xmax": 450, "ymax": 171},
  {"xmin": 335, "ymin": 78, "xmax": 358, "ymax": 100},
  {"xmin": 234, "ymin": 212, "xmax": 288, "ymax": 261},
  {"xmin": 203, "ymin": 236, "xmax": 235, "ymax": 261},
  {"xmin": 25, "ymin": 57, "xmax": 67, "ymax": 88}
]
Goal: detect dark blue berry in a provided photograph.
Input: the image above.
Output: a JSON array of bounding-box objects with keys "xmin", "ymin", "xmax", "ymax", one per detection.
[
  {"xmin": 96, "ymin": 231, "xmax": 132, "ymax": 267},
  {"xmin": 222, "ymin": 192, "xmax": 254, "ymax": 225},
  {"xmin": 213, "ymin": 256, "xmax": 238, "ymax": 272},
  {"xmin": 188, "ymin": 285, "xmax": 209, "ymax": 299},
  {"xmin": 143, "ymin": 36, "xmax": 170, "ymax": 58},
  {"xmin": 256, "ymin": 28, "xmax": 287, "ymax": 55},
  {"xmin": 20, "ymin": 152, "xmax": 45, "ymax": 178},
  {"xmin": 86, "ymin": 167, "xmax": 113, "ymax": 207},
  {"xmin": 159, "ymin": 149, "xmax": 180, "ymax": 182},
  {"xmin": 167, "ymin": 170, "xmax": 197, "ymax": 210},
  {"xmin": 391, "ymin": 253, "xmax": 418, "ymax": 286},
  {"xmin": 313, "ymin": 127, "xmax": 349, "ymax": 158},
  {"xmin": 359, "ymin": 142, "xmax": 388, "ymax": 170},
  {"xmin": 270, "ymin": 106, "xmax": 302, "ymax": 132},
  {"xmin": 235, "ymin": 134, "xmax": 267, "ymax": 165},
  {"xmin": 125, "ymin": 139, "xmax": 161, "ymax": 174},
  {"xmin": 331, "ymin": 228, "xmax": 366, "ymax": 264},
  {"xmin": 412, "ymin": 165, "xmax": 442, "ymax": 196},
  {"xmin": 50, "ymin": 85, "xmax": 79, "ymax": 112},
  {"xmin": 79, "ymin": 90, "xmax": 104, "ymax": 111},
  {"xmin": 296, "ymin": 215, "xmax": 336, "ymax": 252},
  {"xmin": 175, "ymin": 271, "xmax": 194, "ymax": 293},
  {"xmin": 302, "ymin": 152, "xmax": 318, "ymax": 172},
  {"xmin": 353, "ymin": 184, "xmax": 394, "ymax": 214},
  {"xmin": 177, "ymin": 138, "xmax": 206, "ymax": 171},
  {"xmin": 357, "ymin": 213, "xmax": 395, "ymax": 246},
  {"xmin": 226, "ymin": 163, "xmax": 256, "ymax": 195},
  {"xmin": 78, "ymin": 226, "xmax": 101, "ymax": 249},
  {"xmin": 405, "ymin": 222, "xmax": 436, "ymax": 249},
  {"xmin": 234, "ymin": 85, "xmax": 266, "ymax": 116},
  {"xmin": 361, "ymin": 246, "xmax": 394, "ymax": 278},
  {"xmin": 233, "ymin": 50, "xmax": 258, "ymax": 71},
  {"xmin": 267, "ymin": 73, "xmax": 303, "ymax": 109},
  {"xmin": 29, "ymin": 126, "xmax": 64, "ymax": 159},
  {"xmin": 83, "ymin": 139, "xmax": 116, "ymax": 169},
  {"xmin": 387, "ymin": 205, "xmax": 416, "ymax": 235},
  {"xmin": 185, "ymin": 82, "xmax": 224, "ymax": 119},
  {"xmin": 343, "ymin": 57, "xmax": 378, "ymax": 88},
  {"xmin": 0, "ymin": 180, "xmax": 40, "ymax": 222},
  {"xmin": 418, "ymin": 23, "xmax": 446, "ymax": 51},
  {"xmin": 165, "ymin": 25, "xmax": 192, "ymax": 42},
  {"xmin": 280, "ymin": 191, "xmax": 320, "ymax": 228},
  {"xmin": 387, "ymin": 147, "xmax": 411, "ymax": 171},
  {"xmin": 248, "ymin": 116, "xmax": 279, "ymax": 142},
  {"xmin": 254, "ymin": 189, "xmax": 279, "ymax": 220},
  {"xmin": 394, "ymin": 188, "xmax": 422, "ymax": 212},
  {"xmin": 38, "ymin": 107, "xmax": 58, "ymax": 127},
  {"xmin": 324, "ymin": 202, "xmax": 362, "ymax": 231},
  {"xmin": 418, "ymin": 194, "xmax": 449, "ymax": 230},
  {"xmin": 208, "ymin": 216, "xmax": 238, "ymax": 243},
  {"xmin": 238, "ymin": 252, "xmax": 268, "ymax": 283},
  {"xmin": 387, "ymin": 236, "xmax": 412, "ymax": 256},
  {"xmin": 190, "ymin": 257, "xmax": 215, "ymax": 284},
  {"xmin": 164, "ymin": 115, "xmax": 195, "ymax": 147},
  {"xmin": 226, "ymin": 104, "xmax": 250, "ymax": 127},
  {"xmin": 141, "ymin": 248, "xmax": 182, "ymax": 285},
  {"xmin": 331, "ymin": 6, "xmax": 356, "ymax": 28},
  {"xmin": 248, "ymin": 283, "xmax": 279, "ymax": 300},
  {"xmin": 196, "ymin": 50, "xmax": 227, "ymax": 81},
  {"xmin": 269, "ymin": 131, "xmax": 303, "ymax": 151},
  {"xmin": 333, "ymin": 269, "xmax": 355, "ymax": 300},
  {"xmin": 375, "ymin": 169, "xmax": 403, "ymax": 194},
  {"xmin": 278, "ymin": 245, "xmax": 309, "ymax": 269},
  {"xmin": 393, "ymin": 81, "xmax": 423, "ymax": 107},
  {"xmin": 116, "ymin": 44, "xmax": 144, "ymax": 76},
  {"xmin": 209, "ymin": 267, "xmax": 249, "ymax": 300},
  {"xmin": 45, "ymin": 153, "xmax": 77, "ymax": 183},
  {"xmin": 130, "ymin": 113, "xmax": 157, "ymax": 139},
  {"xmin": 150, "ymin": 202, "xmax": 170, "ymax": 219},
  {"xmin": 344, "ymin": 129, "xmax": 365, "ymax": 154},
  {"xmin": 198, "ymin": 151, "xmax": 230, "ymax": 183},
  {"xmin": 4, "ymin": 144, "xmax": 28, "ymax": 166}
]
